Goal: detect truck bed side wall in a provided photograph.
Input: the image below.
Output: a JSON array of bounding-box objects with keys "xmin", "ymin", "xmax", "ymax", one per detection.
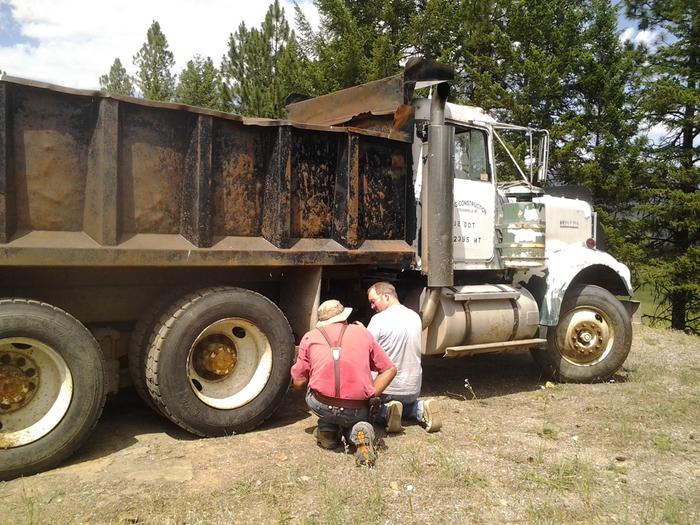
[{"xmin": 0, "ymin": 80, "xmax": 415, "ymax": 267}]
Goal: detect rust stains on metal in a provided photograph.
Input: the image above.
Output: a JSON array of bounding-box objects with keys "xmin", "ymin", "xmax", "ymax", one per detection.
[
  {"xmin": 0, "ymin": 434, "xmax": 19, "ymax": 449},
  {"xmin": 389, "ymin": 104, "xmax": 416, "ymax": 141},
  {"xmin": 291, "ymin": 130, "xmax": 336, "ymax": 238},
  {"xmin": 359, "ymin": 138, "xmax": 408, "ymax": 241},
  {"xmin": 0, "ymin": 76, "xmax": 417, "ymax": 270},
  {"xmin": 13, "ymin": 89, "xmax": 91, "ymax": 232},
  {"xmin": 119, "ymin": 105, "xmax": 191, "ymax": 235},
  {"xmin": 211, "ymin": 121, "xmax": 264, "ymax": 237}
]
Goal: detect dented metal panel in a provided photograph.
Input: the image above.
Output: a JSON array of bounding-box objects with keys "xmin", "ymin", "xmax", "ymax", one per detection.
[
  {"xmin": 497, "ymin": 202, "xmax": 546, "ymax": 268},
  {"xmin": 0, "ymin": 76, "xmax": 415, "ymax": 268},
  {"xmin": 286, "ymin": 58, "xmax": 454, "ymax": 142},
  {"xmin": 286, "ymin": 74, "xmax": 405, "ymax": 127}
]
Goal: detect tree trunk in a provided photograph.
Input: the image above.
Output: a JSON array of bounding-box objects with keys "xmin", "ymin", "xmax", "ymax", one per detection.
[{"xmin": 671, "ymin": 290, "xmax": 688, "ymax": 331}]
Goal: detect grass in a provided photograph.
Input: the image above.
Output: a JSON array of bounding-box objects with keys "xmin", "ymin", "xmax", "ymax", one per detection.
[
  {"xmin": 651, "ymin": 433, "xmax": 675, "ymax": 452},
  {"xmin": 434, "ymin": 449, "xmax": 488, "ymax": 488},
  {"xmin": 522, "ymin": 456, "xmax": 595, "ymax": 493},
  {"xmin": 662, "ymin": 497, "xmax": 690, "ymax": 525},
  {"xmin": 17, "ymin": 482, "xmax": 40, "ymax": 525},
  {"xmin": 635, "ymin": 284, "xmax": 670, "ymax": 329},
  {"xmin": 526, "ymin": 500, "xmax": 588, "ymax": 524},
  {"xmin": 537, "ymin": 423, "xmax": 559, "ymax": 440}
]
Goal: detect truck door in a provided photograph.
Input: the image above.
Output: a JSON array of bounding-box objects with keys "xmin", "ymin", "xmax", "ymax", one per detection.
[{"xmin": 452, "ymin": 128, "xmax": 495, "ymax": 264}]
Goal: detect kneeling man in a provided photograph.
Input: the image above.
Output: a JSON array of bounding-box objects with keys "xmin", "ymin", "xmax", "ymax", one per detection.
[{"xmin": 291, "ymin": 299, "xmax": 396, "ymax": 465}]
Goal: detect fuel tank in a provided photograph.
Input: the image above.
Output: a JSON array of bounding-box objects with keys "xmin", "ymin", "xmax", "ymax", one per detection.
[{"xmin": 422, "ymin": 284, "xmax": 540, "ymax": 355}]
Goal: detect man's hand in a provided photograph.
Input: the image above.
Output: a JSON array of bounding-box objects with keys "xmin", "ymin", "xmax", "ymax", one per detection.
[
  {"xmin": 368, "ymin": 396, "xmax": 381, "ymax": 422},
  {"xmin": 291, "ymin": 378, "xmax": 307, "ymax": 390}
]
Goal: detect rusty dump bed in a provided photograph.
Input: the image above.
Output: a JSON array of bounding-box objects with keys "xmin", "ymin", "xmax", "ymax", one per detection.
[{"xmin": 0, "ymin": 77, "xmax": 415, "ymax": 268}]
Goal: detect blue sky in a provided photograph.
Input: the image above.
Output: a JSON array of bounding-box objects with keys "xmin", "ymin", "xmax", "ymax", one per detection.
[
  {"xmin": 0, "ymin": 2, "xmax": 37, "ymax": 47},
  {"xmin": 0, "ymin": 1, "xmax": 654, "ymax": 90}
]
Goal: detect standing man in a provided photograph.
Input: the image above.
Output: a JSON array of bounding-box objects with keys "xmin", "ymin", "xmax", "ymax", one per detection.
[
  {"xmin": 367, "ymin": 282, "xmax": 442, "ymax": 433},
  {"xmin": 291, "ymin": 299, "xmax": 396, "ymax": 466}
]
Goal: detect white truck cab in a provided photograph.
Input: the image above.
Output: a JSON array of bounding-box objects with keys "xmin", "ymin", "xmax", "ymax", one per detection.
[{"xmin": 413, "ymin": 96, "xmax": 636, "ymax": 382}]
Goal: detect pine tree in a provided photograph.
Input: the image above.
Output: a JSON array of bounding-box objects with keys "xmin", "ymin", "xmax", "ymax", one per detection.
[
  {"xmin": 295, "ymin": 0, "xmax": 417, "ymax": 92},
  {"xmin": 221, "ymin": 1, "xmax": 304, "ymax": 117},
  {"xmin": 174, "ymin": 55, "xmax": 222, "ymax": 109},
  {"xmin": 99, "ymin": 58, "xmax": 135, "ymax": 96},
  {"xmin": 556, "ymin": 0, "xmax": 646, "ymax": 263},
  {"xmin": 623, "ymin": 0, "xmax": 700, "ymax": 332},
  {"xmin": 133, "ymin": 21, "xmax": 176, "ymax": 102}
]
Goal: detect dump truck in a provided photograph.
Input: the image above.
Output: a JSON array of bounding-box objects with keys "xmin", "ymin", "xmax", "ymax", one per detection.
[{"xmin": 0, "ymin": 59, "xmax": 637, "ymax": 479}]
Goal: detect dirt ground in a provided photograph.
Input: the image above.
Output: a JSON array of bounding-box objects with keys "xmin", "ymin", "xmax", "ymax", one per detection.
[{"xmin": 1, "ymin": 325, "xmax": 698, "ymax": 525}]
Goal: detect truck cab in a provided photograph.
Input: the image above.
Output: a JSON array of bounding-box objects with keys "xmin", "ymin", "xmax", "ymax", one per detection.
[{"xmin": 410, "ymin": 91, "xmax": 636, "ymax": 380}]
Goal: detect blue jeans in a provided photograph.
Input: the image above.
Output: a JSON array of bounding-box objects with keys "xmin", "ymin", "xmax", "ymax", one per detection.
[
  {"xmin": 306, "ymin": 390, "xmax": 373, "ymax": 442},
  {"xmin": 377, "ymin": 393, "xmax": 424, "ymax": 425}
]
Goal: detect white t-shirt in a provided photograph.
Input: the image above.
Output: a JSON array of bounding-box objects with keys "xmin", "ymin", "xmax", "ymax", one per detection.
[{"xmin": 367, "ymin": 303, "xmax": 422, "ymax": 396}]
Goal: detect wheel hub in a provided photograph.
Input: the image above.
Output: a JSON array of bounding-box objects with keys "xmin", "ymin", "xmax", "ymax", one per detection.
[
  {"xmin": 572, "ymin": 322, "xmax": 603, "ymax": 356},
  {"xmin": 186, "ymin": 317, "xmax": 273, "ymax": 410},
  {"xmin": 562, "ymin": 309, "xmax": 612, "ymax": 365},
  {"xmin": 0, "ymin": 337, "xmax": 73, "ymax": 448},
  {"xmin": 192, "ymin": 335, "xmax": 238, "ymax": 381},
  {"xmin": 0, "ymin": 353, "xmax": 39, "ymax": 413}
]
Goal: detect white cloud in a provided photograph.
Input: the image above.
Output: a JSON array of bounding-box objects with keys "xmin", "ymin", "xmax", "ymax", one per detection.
[
  {"xmin": 0, "ymin": 0, "xmax": 319, "ymax": 89},
  {"xmin": 646, "ymin": 122, "xmax": 670, "ymax": 146},
  {"xmin": 634, "ymin": 29, "xmax": 656, "ymax": 46},
  {"xmin": 619, "ymin": 26, "xmax": 657, "ymax": 47},
  {"xmin": 620, "ymin": 27, "xmax": 635, "ymax": 43}
]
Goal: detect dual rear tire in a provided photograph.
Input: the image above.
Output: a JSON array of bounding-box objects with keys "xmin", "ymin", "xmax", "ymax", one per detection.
[{"xmin": 131, "ymin": 287, "xmax": 294, "ymax": 436}]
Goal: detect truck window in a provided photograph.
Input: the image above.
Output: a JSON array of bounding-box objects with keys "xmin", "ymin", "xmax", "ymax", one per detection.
[{"xmin": 454, "ymin": 129, "xmax": 489, "ymax": 182}]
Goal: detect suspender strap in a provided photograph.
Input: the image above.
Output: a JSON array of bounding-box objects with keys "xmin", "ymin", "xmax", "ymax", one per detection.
[{"xmin": 318, "ymin": 324, "xmax": 348, "ymax": 398}]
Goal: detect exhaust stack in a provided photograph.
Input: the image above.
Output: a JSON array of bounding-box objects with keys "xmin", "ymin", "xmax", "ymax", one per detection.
[{"xmin": 422, "ymin": 82, "xmax": 454, "ymax": 287}]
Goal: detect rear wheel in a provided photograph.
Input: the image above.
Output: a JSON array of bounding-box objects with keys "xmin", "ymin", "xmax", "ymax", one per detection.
[
  {"xmin": 532, "ymin": 285, "xmax": 632, "ymax": 382},
  {"xmin": 0, "ymin": 299, "xmax": 106, "ymax": 480},
  {"xmin": 145, "ymin": 287, "xmax": 294, "ymax": 436},
  {"xmin": 128, "ymin": 288, "xmax": 191, "ymax": 412}
]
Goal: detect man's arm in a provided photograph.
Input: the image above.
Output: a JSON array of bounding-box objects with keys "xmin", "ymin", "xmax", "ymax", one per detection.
[
  {"xmin": 290, "ymin": 340, "xmax": 311, "ymax": 390},
  {"xmin": 372, "ymin": 366, "xmax": 396, "ymax": 396}
]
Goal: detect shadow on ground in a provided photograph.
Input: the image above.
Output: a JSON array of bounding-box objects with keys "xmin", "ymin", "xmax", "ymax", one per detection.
[
  {"xmin": 421, "ymin": 349, "xmax": 546, "ymax": 400},
  {"xmin": 65, "ymin": 350, "xmax": 544, "ymax": 468},
  {"xmin": 66, "ymin": 385, "xmax": 312, "ymax": 469}
]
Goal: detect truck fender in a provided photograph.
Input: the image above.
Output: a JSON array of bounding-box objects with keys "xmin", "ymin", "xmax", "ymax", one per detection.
[{"xmin": 516, "ymin": 247, "xmax": 633, "ymax": 326}]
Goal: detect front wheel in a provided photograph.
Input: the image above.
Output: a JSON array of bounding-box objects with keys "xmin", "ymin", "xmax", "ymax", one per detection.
[
  {"xmin": 0, "ymin": 299, "xmax": 106, "ymax": 480},
  {"xmin": 532, "ymin": 285, "xmax": 632, "ymax": 382}
]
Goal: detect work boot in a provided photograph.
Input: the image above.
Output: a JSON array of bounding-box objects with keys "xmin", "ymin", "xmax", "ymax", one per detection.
[
  {"xmin": 421, "ymin": 399, "xmax": 442, "ymax": 433},
  {"xmin": 385, "ymin": 400, "xmax": 403, "ymax": 433},
  {"xmin": 314, "ymin": 427, "xmax": 340, "ymax": 449},
  {"xmin": 349, "ymin": 421, "xmax": 376, "ymax": 467}
]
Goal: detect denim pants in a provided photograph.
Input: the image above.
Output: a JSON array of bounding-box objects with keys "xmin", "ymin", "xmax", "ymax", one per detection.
[
  {"xmin": 377, "ymin": 392, "xmax": 424, "ymax": 424},
  {"xmin": 306, "ymin": 390, "xmax": 372, "ymax": 441}
]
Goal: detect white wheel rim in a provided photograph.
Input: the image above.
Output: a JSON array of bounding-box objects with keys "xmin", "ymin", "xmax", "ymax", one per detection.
[
  {"xmin": 187, "ymin": 318, "xmax": 272, "ymax": 409},
  {"xmin": 560, "ymin": 307, "xmax": 614, "ymax": 366},
  {"xmin": 0, "ymin": 337, "xmax": 73, "ymax": 448}
]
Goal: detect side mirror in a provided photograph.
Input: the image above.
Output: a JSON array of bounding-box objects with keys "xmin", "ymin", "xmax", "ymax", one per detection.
[{"xmin": 535, "ymin": 133, "xmax": 549, "ymax": 184}]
